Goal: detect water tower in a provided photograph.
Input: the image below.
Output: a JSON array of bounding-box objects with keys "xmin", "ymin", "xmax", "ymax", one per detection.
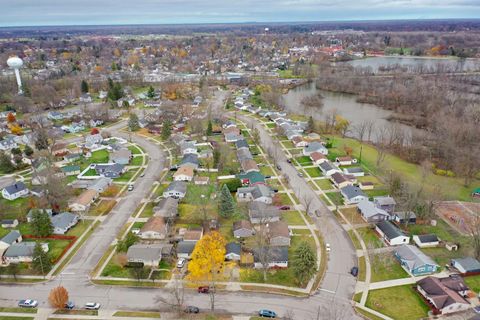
[{"xmin": 7, "ymin": 56, "xmax": 23, "ymax": 95}]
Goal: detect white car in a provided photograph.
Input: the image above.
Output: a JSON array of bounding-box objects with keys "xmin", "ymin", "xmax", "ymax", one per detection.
[
  {"xmin": 177, "ymin": 258, "xmax": 186, "ymax": 268},
  {"xmin": 18, "ymin": 299, "xmax": 38, "ymax": 308},
  {"xmin": 128, "ymin": 184, "xmax": 134, "ymax": 191},
  {"xmin": 85, "ymin": 302, "xmax": 101, "ymax": 310},
  {"xmin": 326, "ymin": 243, "xmax": 331, "ymax": 252}
]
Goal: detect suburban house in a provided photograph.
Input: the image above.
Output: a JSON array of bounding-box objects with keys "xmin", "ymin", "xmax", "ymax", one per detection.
[
  {"xmin": 359, "ymin": 181, "xmax": 374, "ymax": 190},
  {"xmin": 85, "ymin": 134, "xmax": 103, "ymax": 149},
  {"xmin": 235, "ymin": 139, "xmax": 249, "ymax": 150},
  {"xmin": 292, "ymin": 136, "xmax": 308, "ymax": 147},
  {"xmin": 138, "ymin": 217, "xmax": 168, "ymax": 240},
  {"xmin": 267, "ymin": 221, "xmax": 291, "ymax": 247},
  {"xmin": 319, "ymin": 161, "xmax": 341, "ymax": 177},
  {"xmin": 248, "ymin": 201, "xmax": 280, "ymax": 224},
  {"xmin": 0, "ymin": 136, "xmax": 18, "ymax": 150},
  {"xmin": 225, "ymin": 133, "xmax": 243, "ymax": 143},
  {"xmin": 413, "ymin": 234, "xmax": 440, "ymax": 248},
  {"xmin": 237, "ymin": 185, "xmax": 274, "ymax": 204},
  {"xmin": 176, "ymin": 241, "xmax": 196, "ymax": 259},
  {"xmin": 238, "ymin": 171, "xmax": 265, "ymax": 186},
  {"xmin": 0, "ymin": 230, "xmax": 22, "ymax": 259},
  {"xmin": 2, "ymin": 182, "xmax": 29, "ymax": 201},
  {"xmin": 180, "ymin": 153, "xmax": 199, "ymax": 169},
  {"xmin": 330, "ymin": 172, "xmax": 354, "ymax": 189},
  {"xmin": 110, "ymin": 149, "xmax": 132, "ymax": 165},
  {"xmin": 69, "ymin": 189, "xmax": 98, "ymax": 212},
  {"xmin": 163, "ymin": 181, "xmax": 187, "ymax": 199},
  {"xmin": 394, "ymin": 244, "xmax": 439, "ymax": 276},
  {"xmin": 153, "ymin": 197, "xmax": 179, "ymax": 220},
  {"xmin": 241, "ymin": 159, "xmax": 260, "ymax": 173},
  {"xmin": 225, "ymin": 242, "xmax": 241, "ymax": 261},
  {"xmin": 303, "ymin": 141, "xmax": 328, "ymax": 156},
  {"xmin": 26, "ymin": 209, "xmax": 53, "ymax": 223},
  {"xmin": 357, "ymin": 200, "xmax": 390, "ymax": 223},
  {"xmin": 237, "ymin": 149, "xmax": 253, "ymax": 162},
  {"xmin": 87, "ymin": 177, "xmax": 113, "ymax": 193},
  {"xmin": 233, "ymin": 220, "xmax": 255, "ymax": 238},
  {"xmin": 253, "ymin": 247, "xmax": 288, "ymax": 269},
  {"xmin": 343, "ymin": 167, "xmax": 365, "ymax": 177},
  {"xmin": 373, "ymin": 196, "xmax": 396, "ymax": 214},
  {"xmin": 340, "ymin": 185, "xmax": 368, "ymax": 204},
  {"xmin": 51, "ymin": 212, "xmax": 79, "ymax": 235},
  {"xmin": 173, "ymin": 166, "xmax": 194, "ymax": 182},
  {"xmin": 4, "ymin": 242, "xmax": 49, "ymax": 264},
  {"xmin": 335, "ymin": 156, "xmax": 354, "ymax": 166},
  {"xmin": 394, "ymin": 211, "xmax": 417, "ymax": 225},
  {"xmin": 417, "ymin": 276, "xmax": 470, "ymax": 315},
  {"xmin": 375, "ymin": 221, "xmax": 410, "ymax": 246},
  {"xmin": 451, "ymin": 257, "xmax": 480, "ymax": 274},
  {"xmin": 127, "ymin": 244, "xmax": 172, "ymax": 267},
  {"xmin": 1, "ymin": 219, "xmax": 18, "ymax": 228},
  {"xmin": 52, "ymin": 142, "xmax": 69, "ymax": 156},
  {"xmin": 94, "ymin": 163, "xmax": 125, "ymax": 178},
  {"xmin": 183, "ymin": 228, "xmax": 203, "ymax": 242},
  {"xmin": 310, "ymin": 152, "xmax": 328, "ymax": 166},
  {"xmin": 180, "ymin": 141, "xmax": 198, "ymax": 155},
  {"xmin": 60, "ymin": 165, "xmax": 81, "ymax": 176}
]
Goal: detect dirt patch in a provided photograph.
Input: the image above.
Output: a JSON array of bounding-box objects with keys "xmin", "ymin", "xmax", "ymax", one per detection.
[{"xmin": 435, "ymin": 201, "xmax": 480, "ymax": 235}]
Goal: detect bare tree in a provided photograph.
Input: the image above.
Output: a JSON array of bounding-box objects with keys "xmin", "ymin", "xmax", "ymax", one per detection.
[
  {"xmin": 301, "ymin": 194, "xmax": 314, "ymax": 216},
  {"xmin": 254, "ymin": 214, "xmax": 273, "ymax": 282},
  {"xmin": 156, "ymin": 279, "xmax": 185, "ymax": 316}
]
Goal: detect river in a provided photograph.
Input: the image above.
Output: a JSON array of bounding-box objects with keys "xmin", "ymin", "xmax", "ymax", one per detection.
[{"xmin": 282, "ymin": 81, "xmax": 417, "ymax": 141}]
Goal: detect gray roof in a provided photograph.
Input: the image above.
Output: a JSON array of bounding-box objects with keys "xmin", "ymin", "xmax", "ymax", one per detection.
[
  {"xmin": 51, "ymin": 212, "xmax": 77, "ymax": 230},
  {"xmin": 452, "ymin": 257, "xmax": 480, "ymax": 272},
  {"xmin": 395, "ymin": 244, "xmax": 438, "ymax": 270},
  {"xmin": 226, "ymin": 242, "xmax": 241, "ymax": 255},
  {"xmin": 4, "ymin": 242, "xmax": 36, "ymax": 258},
  {"xmin": 374, "ymin": 196, "xmax": 396, "ymax": 206},
  {"xmin": 304, "ymin": 142, "xmax": 327, "ymax": 154},
  {"xmin": 358, "ymin": 200, "xmax": 389, "ymax": 219},
  {"xmin": 127, "ymin": 244, "xmax": 167, "ymax": 261},
  {"xmin": 3, "ymin": 181, "xmax": 27, "ymax": 195},
  {"xmin": 60, "ymin": 165, "xmax": 80, "ymax": 173},
  {"xmin": 0, "ymin": 230, "xmax": 21, "ymax": 245},
  {"xmin": 249, "ymin": 202, "xmax": 280, "ymax": 220},
  {"xmin": 251, "ymin": 185, "xmax": 273, "ymax": 199},
  {"xmin": 176, "ymin": 241, "xmax": 196, "ymax": 254},
  {"xmin": 154, "ymin": 197, "xmax": 179, "ymax": 218},
  {"xmin": 254, "ymin": 246, "xmax": 288, "ymax": 263},
  {"xmin": 88, "ymin": 177, "xmax": 113, "ymax": 192},
  {"xmin": 95, "ymin": 163, "xmax": 125, "ymax": 174},
  {"xmin": 237, "ymin": 149, "xmax": 253, "ymax": 161},
  {"xmin": 165, "ymin": 181, "xmax": 187, "ymax": 194},
  {"xmin": 180, "ymin": 153, "xmax": 199, "ymax": 166},
  {"xmin": 376, "ymin": 221, "xmax": 405, "ymax": 240},
  {"xmin": 235, "ymin": 139, "xmax": 249, "ymax": 149},
  {"xmin": 416, "ymin": 234, "xmax": 439, "ymax": 243},
  {"xmin": 343, "ymin": 167, "xmax": 364, "ymax": 174},
  {"xmin": 340, "ymin": 185, "xmax": 366, "ymax": 200}
]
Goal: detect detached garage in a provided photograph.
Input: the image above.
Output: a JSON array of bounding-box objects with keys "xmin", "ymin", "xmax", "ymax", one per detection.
[{"xmin": 451, "ymin": 257, "xmax": 480, "ymax": 274}]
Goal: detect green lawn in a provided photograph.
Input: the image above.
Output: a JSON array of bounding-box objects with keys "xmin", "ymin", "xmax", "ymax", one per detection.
[
  {"xmin": 365, "ymin": 188, "xmax": 390, "ymax": 199},
  {"xmin": 66, "ymin": 220, "xmax": 93, "ymax": 237},
  {"xmin": 83, "ymin": 168, "xmax": 98, "ymax": 176},
  {"xmin": 113, "ymin": 311, "xmax": 160, "ymax": 318},
  {"xmin": 315, "ymin": 179, "xmax": 333, "ymax": 190},
  {"xmin": 0, "ymin": 317, "xmax": 34, "ymax": 320},
  {"xmin": 295, "ymin": 156, "xmax": 312, "ymax": 166},
  {"xmin": 304, "ymin": 167, "xmax": 322, "ymax": 178},
  {"xmin": 281, "ymin": 211, "xmax": 306, "ymax": 226},
  {"xmin": 47, "ymin": 239, "xmax": 72, "ymax": 261},
  {"xmin": 259, "ymin": 166, "xmax": 274, "ymax": 176},
  {"xmin": 366, "ymin": 285, "xmax": 429, "ymax": 320},
  {"xmin": 114, "ymin": 169, "xmax": 137, "ymax": 182},
  {"xmin": 358, "ymin": 256, "xmax": 366, "ymax": 281},
  {"xmin": 90, "ymin": 149, "xmax": 109, "ymax": 163},
  {"xmin": 131, "ymin": 156, "xmax": 144, "ymax": 166},
  {"xmin": 326, "ymin": 135, "xmax": 480, "ymax": 201},
  {"xmin": 274, "ymin": 193, "xmax": 293, "ymax": 205},
  {"xmin": 139, "ymin": 202, "xmax": 155, "ymax": 218},
  {"xmin": 357, "ymin": 227, "xmax": 384, "ymax": 249},
  {"xmin": 325, "ymin": 192, "xmax": 344, "ymax": 206},
  {"xmin": 281, "ymin": 140, "xmax": 295, "ymax": 149},
  {"xmin": 464, "ymin": 275, "xmax": 480, "ymax": 294},
  {"xmin": 370, "ymin": 252, "xmax": 410, "ymax": 282},
  {"xmin": 348, "ymin": 230, "xmax": 362, "ymax": 250},
  {"xmin": 0, "ymin": 307, "xmax": 37, "ymax": 314},
  {"xmin": 128, "ymin": 145, "xmax": 142, "ymax": 155}
]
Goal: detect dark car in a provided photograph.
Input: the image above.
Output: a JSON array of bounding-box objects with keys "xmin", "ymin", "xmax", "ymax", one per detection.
[
  {"xmin": 197, "ymin": 286, "xmax": 210, "ymax": 294},
  {"xmin": 279, "ymin": 205, "xmax": 290, "ymax": 210},
  {"xmin": 276, "ymin": 164, "xmax": 282, "ymax": 171},
  {"xmin": 184, "ymin": 306, "xmax": 200, "ymax": 313},
  {"xmin": 286, "ymin": 159, "xmax": 292, "ymax": 164},
  {"xmin": 65, "ymin": 301, "xmax": 75, "ymax": 309},
  {"xmin": 258, "ymin": 309, "xmax": 277, "ymax": 318},
  {"xmin": 350, "ymin": 267, "xmax": 359, "ymax": 277}
]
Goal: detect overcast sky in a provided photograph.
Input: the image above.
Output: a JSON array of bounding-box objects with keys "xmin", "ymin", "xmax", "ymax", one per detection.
[{"xmin": 1, "ymin": 0, "xmax": 479, "ymax": 27}]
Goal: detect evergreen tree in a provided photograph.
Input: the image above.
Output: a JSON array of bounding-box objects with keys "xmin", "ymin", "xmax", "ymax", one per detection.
[
  {"xmin": 32, "ymin": 242, "xmax": 52, "ymax": 275},
  {"xmin": 35, "ymin": 129, "xmax": 50, "ymax": 150},
  {"xmin": 292, "ymin": 241, "xmax": 317, "ymax": 286},
  {"xmin": 111, "ymin": 62, "xmax": 117, "ymax": 71},
  {"xmin": 218, "ymin": 184, "xmax": 235, "ymax": 218},
  {"xmin": 0, "ymin": 152, "xmax": 15, "ymax": 173},
  {"xmin": 80, "ymin": 80, "xmax": 89, "ymax": 94},
  {"xmin": 213, "ymin": 149, "xmax": 220, "ymax": 168},
  {"xmin": 24, "ymin": 145, "xmax": 34, "ymax": 157},
  {"xmin": 128, "ymin": 113, "xmax": 140, "ymax": 131},
  {"xmin": 147, "ymin": 86, "xmax": 155, "ymax": 99},
  {"xmin": 30, "ymin": 209, "xmax": 53, "ymax": 237},
  {"xmin": 107, "ymin": 79, "xmax": 123, "ymax": 101},
  {"xmin": 206, "ymin": 120, "xmax": 213, "ymax": 136},
  {"xmin": 161, "ymin": 119, "xmax": 172, "ymax": 141}
]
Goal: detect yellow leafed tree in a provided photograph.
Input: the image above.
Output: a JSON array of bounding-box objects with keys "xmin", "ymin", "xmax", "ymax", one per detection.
[{"xmin": 187, "ymin": 231, "xmax": 226, "ymax": 281}]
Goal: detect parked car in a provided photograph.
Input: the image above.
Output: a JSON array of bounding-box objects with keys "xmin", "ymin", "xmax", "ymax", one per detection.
[
  {"xmin": 265, "ymin": 175, "xmax": 271, "ymax": 179},
  {"xmin": 177, "ymin": 258, "xmax": 186, "ymax": 268},
  {"xmin": 297, "ymin": 172, "xmax": 303, "ymax": 177},
  {"xmin": 18, "ymin": 300, "xmax": 38, "ymax": 308},
  {"xmin": 140, "ymin": 172, "xmax": 145, "ymax": 177},
  {"xmin": 326, "ymin": 243, "xmax": 331, "ymax": 252},
  {"xmin": 276, "ymin": 164, "xmax": 282, "ymax": 171},
  {"xmin": 314, "ymin": 209, "xmax": 322, "ymax": 217},
  {"xmin": 350, "ymin": 267, "xmax": 359, "ymax": 277},
  {"xmin": 286, "ymin": 159, "xmax": 292, "ymax": 164},
  {"xmin": 197, "ymin": 286, "xmax": 211, "ymax": 294},
  {"xmin": 65, "ymin": 301, "xmax": 75, "ymax": 309},
  {"xmin": 278, "ymin": 205, "xmax": 290, "ymax": 210},
  {"xmin": 128, "ymin": 184, "xmax": 134, "ymax": 191},
  {"xmin": 258, "ymin": 309, "xmax": 277, "ymax": 318},
  {"xmin": 184, "ymin": 306, "xmax": 200, "ymax": 313},
  {"xmin": 85, "ymin": 302, "xmax": 100, "ymax": 310},
  {"xmin": 474, "ymin": 306, "xmax": 480, "ymax": 314}
]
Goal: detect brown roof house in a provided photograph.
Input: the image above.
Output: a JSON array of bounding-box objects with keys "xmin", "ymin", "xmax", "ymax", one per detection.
[
  {"xmin": 310, "ymin": 152, "xmax": 328, "ymax": 166},
  {"xmin": 138, "ymin": 217, "xmax": 168, "ymax": 240},
  {"xmin": 173, "ymin": 166, "xmax": 194, "ymax": 182},
  {"xmin": 68, "ymin": 189, "xmax": 98, "ymax": 212},
  {"xmin": 266, "ymin": 221, "xmax": 291, "ymax": 247},
  {"xmin": 183, "ymin": 228, "xmax": 203, "ymax": 242},
  {"xmin": 233, "ymin": 220, "xmax": 255, "ymax": 238},
  {"xmin": 241, "ymin": 159, "xmax": 259, "ymax": 173},
  {"xmin": 417, "ymin": 276, "xmax": 470, "ymax": 315}
]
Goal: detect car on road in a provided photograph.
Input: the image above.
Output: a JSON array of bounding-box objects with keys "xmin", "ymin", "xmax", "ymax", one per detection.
[
  {"xmin": 184, "ymin": 306, "xmax": 200, "ymax": 313},
  {"xmin": 350, "ymin": 267, "xmax": 359, "ymax": 277},
  {"xmin": 326, "ymin": 243, "xmax": 331, "ymax": 252},
  {"xmin": 128, "ymin": 184, "xmax": 134, "ymax": 191},
  {"xmin": 18, "ymin": 300, "xmax": 38, "ymax": 308},
  {"xmin": 286, "ymin": 159, "xmax": 292, "ymax": 164},
  {"xmin": 278, "ymin": 205, "xmax": 290, "ymax": 210},
  {"xmin": 198, "ymin": 286, "xmax": 213, "ymax": 294},
  {"xmin": 85, "ymin": 302, "xmax": 100, "ymax": 310},
  {"xmin": 314, "ymin": 209, "xmax": 322, "ymax": 217},
  {"xmin": 297, "ymin": 172, "xmax": 303, "ymax": 177},
  {"xmin": 140, "ymin": 172, "xmax": 145, "ymax": 177},
  {"xmin": 258, "ymin": 309, "xmax": 277, "ymax": 318},
  {"xmin": 276, "ymin": 164, "xmax": 282, "ymax": 171},
  {"xmin": 65, "ymin": 301, "xmax": 75, "ymax": 309},
  {"xmin": 177, "ymin": 258, "xmax": 186, "ymax": 268},
  {"xmin": 474, "ymin": 306, "xmax": 480, "ymax": 314}
]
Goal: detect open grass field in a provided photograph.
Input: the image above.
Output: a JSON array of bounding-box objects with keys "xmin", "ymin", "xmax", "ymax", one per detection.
[
  {"xmin": 304, "ymin": 167, "xmax": 322, "ymax": 178},
  {"xmin": 281, "ymin": 211, "xmax": 306, "ymax": 226},
  {"xmin": 325, "ymin": 191, "xmax": 344, "ymax": 206},
  {"xmin": 370, "ymin": 252, "xmax": 410, "ymax": 282},
  {"xmin": 366, "ymin": 285, "xmax": 429, "ymax": 320},
  {"xmin": 357, "ymin": 227, "xmax": 384, "ymax": 249},
  {"xmin": 326, "ymin": 135, "xmax": 480, "ymax": 201}
]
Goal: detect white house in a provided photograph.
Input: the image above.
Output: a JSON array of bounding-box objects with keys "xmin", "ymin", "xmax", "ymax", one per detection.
[
  {"xmin": 413, "ymin": 234, "xmax": 440, "ymax": 248},
  {"xmin": 375, "ymin": 221, "xmax": 410, "ymax": 246},
  {"xmin": 2, "ymin": 182, "xmax": 29, "ymax": 201}
]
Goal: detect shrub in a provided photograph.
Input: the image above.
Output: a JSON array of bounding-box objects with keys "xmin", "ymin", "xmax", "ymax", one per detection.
[{"xmin": 435, "ymin": 169, "xmax": 446, "ymax": 176}]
